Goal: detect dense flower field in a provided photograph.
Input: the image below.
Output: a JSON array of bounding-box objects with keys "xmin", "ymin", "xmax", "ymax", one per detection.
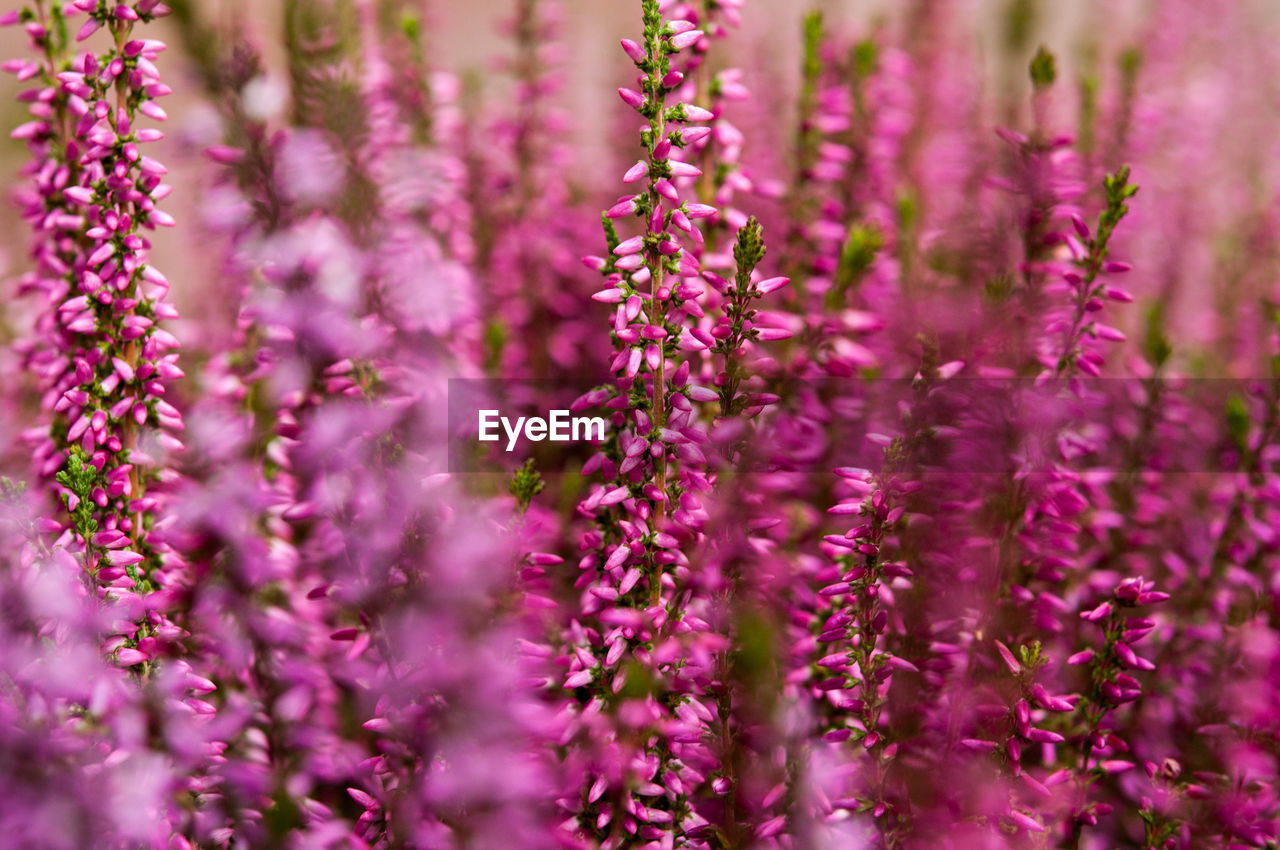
[{"xmin": 1, "ymin": 0, "xmax": 1278, "ymax": 847}]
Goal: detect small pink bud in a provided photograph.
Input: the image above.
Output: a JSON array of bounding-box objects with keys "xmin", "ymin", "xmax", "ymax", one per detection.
[
  {"xmin": 667, "ymin": 160, "xmax": 702, "ymax": 178},
  {"xmin": 994, "ymin": 640, "xmax": 1021, "ymax": 675},
  {"xmin": 105, "ymin": 549, "xmax": 144, "ymax": 567},
  {"xmin": 620, "ymin": 39, "xmax": 646, "ymax": 63},
  {"xmin": 608, "ymin": 196, "xmax": 640, "ymax": 220},
  {"xmin": 681, "ymin": 126, "xmax": 712, "ymax": 144},
  {"xmin": 77, "ymin": 18, "xmax": 102, "ymax": 40},
  {"xmin": 615, "ymin": 236, "xmax": 644, "ymax": 256},
  {"xmin": 592, "ymin": 287, "xmax": 626, "ymax": 304},
  {"xmin": 203, "ymin": 145, "xmax": 245, "ymax": 165},
  {"xmin": 682, "ymin": 104, "xmax": 714, "ymax": 122},
  {"xmin": 618, "ymin": 87, "xmax": 645, "ymax": 110},
  {"xmin": 669, "ymin": 30, "xmax": 703, "ymax": 50},
  {"xmin": 1071, "ymin": 214, "xmax": 1091, "ymax": 239},
  {"xmin": 755, "ymin": 328, "xmax": 792, "ymax": 341},
  {"xmin": 622, "ymin": 160, "xmax": 648, "ymax": 183}
]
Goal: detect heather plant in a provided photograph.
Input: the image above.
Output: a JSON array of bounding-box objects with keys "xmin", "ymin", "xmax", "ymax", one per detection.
[
  {"xmin": 1, "ymin": 0, "xmax": 1279, "ymax": 848},
  {"xmin": 9, "ymin": 0, "xmax": 182, "ymax": 630}
]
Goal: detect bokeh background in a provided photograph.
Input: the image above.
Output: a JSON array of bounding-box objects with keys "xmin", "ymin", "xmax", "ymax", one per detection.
[{"xmin": 7, "ymin": 0, "xmax": 1274, "ymax": 344}]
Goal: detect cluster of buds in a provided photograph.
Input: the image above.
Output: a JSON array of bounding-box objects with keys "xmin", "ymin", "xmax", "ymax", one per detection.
[
  {"xmin": 7, "ymin": 1, "xmax": 180, "ymax": 644},
  {"xmin": 814, "ymin": 473, "xmax": 909, "ymax": 784},
  {"xmin": 660, "ymin": 0, "xmax": 756, "ymax": 269},
  {"xmin": 567, "ymin": 8, "xmax": 728, "ymax": 843},
  {"xmin": 1070, "ymin": 577, "xmax": 1166, "ymax": 736},
  {"xmin": 562, "ymin": 2, "xmax": 792, "ymax": 845},
  {"xmin": 1045, "ymin": 167, "xmax": 1138, "ymax": 378}
]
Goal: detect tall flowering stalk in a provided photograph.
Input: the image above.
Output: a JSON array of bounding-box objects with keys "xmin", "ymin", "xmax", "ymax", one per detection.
[
  {"xmin": 559, "ymin": 3, "xmax": 797, "ymax": 845},
  {"xmin": 467, "ymin": 0, "xmax": 607, "ymax": 380},
  {"xmin": 9, "ymin": 0, "xmax": 182, "ymax": 660},
  {"xmin": 159, "ymin": 2, "xmax": 552, "ymax": 844}
]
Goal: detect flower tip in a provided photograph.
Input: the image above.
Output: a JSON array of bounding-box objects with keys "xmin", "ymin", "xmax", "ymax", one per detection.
[
  {"xmin": 994, "ymin": 126, "xmax": 1029, "ymax": 147},
  {"xmin": 105, "ymin": 549, "xmax": 144, "ymax": 567},
  {"xmin": 203, "ymin": 145, "xmax": 245, "ymax": 165},
  {"xmin": 617, "ymin": 87, "xmax": 645, "ymax": 110},
  {"xmin": 622, "ymin": 160, "xmax": 648, "ymax": 184},
  {"xmin": 1008, "ymin": 811, "xmax": 1045, "ymax": 833},
  {"xmin": 591, "ymin": 286, "xmax": 625, "ymax": 303},
  {"xmin": 993, "ymin": 639, "xmax": 1022, "ymax": 675},
  {"xmin": 619, "ymin": 38, "xmax": 646, "ymax": 64},
  {"xmin": 683, "ymin": 104, "xmax": 715, "ymax": 122},
  {"xmin": 76, "ymin": 18, "xmax": 101, "ymax": 40},
  {"xmin": 754, "ymin": 327, "xmax": 792, "ymax": 341},
  {"xmin": 669, "ymin": 30, "xmax": 704, "ymax": 50}
]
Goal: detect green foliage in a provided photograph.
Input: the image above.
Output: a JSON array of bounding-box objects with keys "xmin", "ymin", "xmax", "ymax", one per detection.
[
  {"xmin": 1003, "ymin": 0, "xmax": 1037, "ymax": 51},
  {"xmin": 712, "ymin": 218, "xmax": 774, "ymax": 416},
  {"xmin": 483, "ymin": 320, "xmax": 507, "ymax": 372},
  {"xmin": 1269, "ymin": 303, "xmax": 1280, "ymax": 379},
  {"xmin": 55, "ymin": 448, "xmax": 101, "ymax": 545},
  {"xmin": 895, "ymin": 190, "xmax": 918, "ymax": 232},
  {"xmin": 509, "ymin": 458, "xmax": 545, "ymax": 513},
  {"xmin": 732, "ymin": 216, "xmax": 766, "ymax": 285},
  {"xmin": 852, "ymin": 38, "xmax": 879, "ymax": 79},
  {"xmin": 1119, "ymin": 46, "xmax": 1143, "ymax": 85},
  {"xmin": 1017, "ymin": 640, "xmax": 1047, "ymax": 672},
  {"xmin": 984, "ymin": 272, "xmax": 1016, "ymax": 304},
  {"xmin": 1029, "ymin": 44, "xmax": 1056, "ymax": 89},
  {"xmin": 828, "ymin": 223, "xmax": 883, "ymax": 308},
  {"xmin": 1143, "ymin": 303, "xmax": 1172, "ymax": 368},
  {"xmin": 1097, "ymin": 166, "xmax": 1139, "ymax": 250},
  {"xmin": 617, "ymin": 658, "xmax": 657, "ymax": 699},
  {"xmin": 732, "ymin": 609, "xmax": 778, "ymax": 686},
  {"xmin": 802, "ymin": 11, "xmax": 824, "ymax": 84},
  {"xmin": 398, "ymin": 8, "xmax": 420, "ymax": 41},
  {"xmin": 1077, "ymin": 73, "xmax": 1098, "ymax": 154},
  {"xmin": 1226, "ymin": 394, "xmax": 1251, "ymax": 452}
]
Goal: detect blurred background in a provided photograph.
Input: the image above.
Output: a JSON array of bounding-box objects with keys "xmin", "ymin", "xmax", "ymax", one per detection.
[{"xmin": 4, "ymin": 0, "xmax": 1280, "ymax": 371}]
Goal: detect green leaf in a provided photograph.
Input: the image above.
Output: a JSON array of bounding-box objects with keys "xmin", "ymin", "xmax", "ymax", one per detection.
[
  {"xmin": 1142, "ymin": 303, "xmax": 1172, "ymax": 367},
  {"xmin": 1226, "ymin": 394, "xmax": 1251, "ymax": 452},
  {"xmin": 1003, "ymin": 0, "xmax": 1036, "ymax": 51},
  {"xmin": 802, "ymin": 10, "xmax": 825, "ymax": 83},
  {"xmin": 732, "ymin": 217, "xmax": 766, "ymax": 287},
  {"xmin": 852, "ymin": 38, "xmax": 879, "ymax": 79},
  {"xmin": 509, "ymin": 458, "xmax": 545, "ymax": 513},
  {"xmin": 1029, "ymin": 45, "xmax": 1057, "ymax": 89},
  {"xmin": 834, "ymin": 223, "xmax": 882, "ymax": 291}
]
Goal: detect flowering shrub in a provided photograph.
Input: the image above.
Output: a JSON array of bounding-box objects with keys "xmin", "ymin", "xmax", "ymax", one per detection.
[{"xmin": 1, "ymin": 0, "xmax": 1278, "ymax": 848}]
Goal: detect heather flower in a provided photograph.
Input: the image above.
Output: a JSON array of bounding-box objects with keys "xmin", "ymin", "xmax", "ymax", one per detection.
[
  {"xmin": 8, "ymin": 0, "xmax": 183, "ymax": 675},
  {"xmin": 466, "ymin": 0, "xmax": 607, "ymax": 380},
  {"xmin": 558, "ymin": 3, "xmax": 797, "ymax": 845},
  {"xmin": 2, "ymin": 2, "xmax": 1280, "ymax": 848}
]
